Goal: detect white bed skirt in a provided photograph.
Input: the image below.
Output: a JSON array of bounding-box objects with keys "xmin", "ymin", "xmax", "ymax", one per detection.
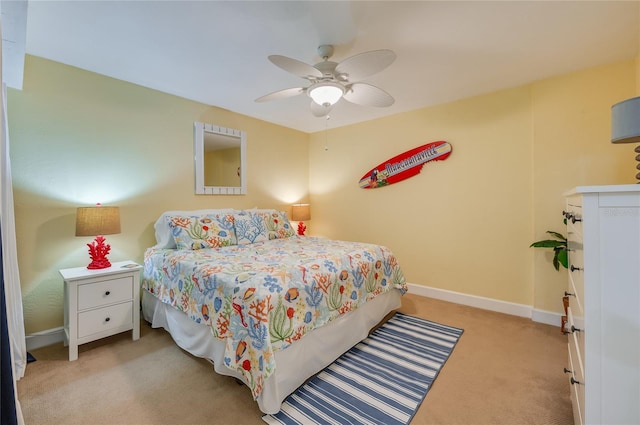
[{"xmin": 142, "ymin": 288, "xmax": 402, "ymax": 414}]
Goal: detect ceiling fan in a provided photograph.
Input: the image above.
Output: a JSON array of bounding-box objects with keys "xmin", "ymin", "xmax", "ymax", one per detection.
[{"xmin": 255, "ymin": 45, "xmax": 396, "ymax": 117}]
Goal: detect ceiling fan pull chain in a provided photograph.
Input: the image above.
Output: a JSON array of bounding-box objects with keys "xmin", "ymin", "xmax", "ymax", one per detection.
[{"xmin": 324, "ymin": 115, "xmax": 330, "ymax": 151}]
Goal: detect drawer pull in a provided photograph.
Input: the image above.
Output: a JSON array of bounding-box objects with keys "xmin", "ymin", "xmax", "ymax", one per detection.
[
  {"xmin": 563, "ymin": 368, "xmax": 572, "ymax": 374},
  {"xmin": 571, "ymin": 325, "xmax": 582, "ymax": 333},
  {"xmin": 570, "ymin": 377, "xmax": 582, "ymax": 385},
  {"xmin": 571, "ymin": 216, "xmax": 582, "ymax": 223},
  {"xmin": 105, "ymin": 291, "xmax": 111, "ymax": 296},
  {"xmin": 105, "ymin": 317, "xmax": 111, "ymax": 322},
  {"xmin": 570, "ymin": 265, "xmax": 582, "ymax": 272},
  {"xmin": 564, "ymin": 291, "xmax": 575, "ymax": 297}
]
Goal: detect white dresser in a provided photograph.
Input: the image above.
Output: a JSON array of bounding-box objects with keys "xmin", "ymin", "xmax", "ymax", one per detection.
[
  {"xmin": 563, "ymin": 185, "xmax": 640, "ymax": 425},
  {"xmin": 60, "ymin": 260, "xmax": 142, "ymax": 361}
]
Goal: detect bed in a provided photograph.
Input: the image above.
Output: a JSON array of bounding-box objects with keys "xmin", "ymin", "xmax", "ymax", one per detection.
[{"xmin": 141, "ymin": 209, "xmax": 407, "ymax": 414}]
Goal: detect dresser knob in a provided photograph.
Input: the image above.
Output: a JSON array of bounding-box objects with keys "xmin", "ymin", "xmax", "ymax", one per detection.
[
  {"xmin": 563, "ymin": 368, "xmax": 572, "ymax": 374},
  {"xmin": 571, "ymin": 325, "xmax": 581, "ymax": 333},
  {"xmin": 105, "ymin": 291, "xmax": 111, "ymax": 296},
  {"xmin": 105, "ymin": 317, "xmax": 111, "ymax": 322},
  {"xmin": 570, "ymin": 265, "xmax": 582, "ymax": 272},
  {"xmin": 571, "ymin": 216, "xmax": 582, "ymax": 223},
  {"xmin": 570, "ymin": 377, "xmax": 582, "ymax": 385},
  {"xmin": 564, "ymin": 291, "xmax": 575, "ymax": 297}
]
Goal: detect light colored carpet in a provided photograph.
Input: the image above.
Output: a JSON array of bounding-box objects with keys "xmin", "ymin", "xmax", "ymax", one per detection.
[{"xmin": 18, "ymin": 294, "xmax": 573, "ymax": 425}]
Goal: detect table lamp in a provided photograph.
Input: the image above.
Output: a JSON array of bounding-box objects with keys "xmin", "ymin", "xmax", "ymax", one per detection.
[
  {"xmin": 291, "ymin": 204, "xmax": 311, "ymax": 236},
  {"xmin": 75, "ymin": 204, "xmax": 121, "ymax": 269},
  {"xmin": 611, "ymin": 96, "xmax": 640, "ymax": 182}
]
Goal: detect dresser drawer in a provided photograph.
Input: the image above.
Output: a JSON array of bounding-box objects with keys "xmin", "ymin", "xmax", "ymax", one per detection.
[
  {"xmin": 568, "ymin": 346, "xmax": 584, "ymax": 425},
  {"xmin": 568, "ymin": 309, "xmax": 585, "ymax": 425},
  {"xmin": 565, "ymin": 200, "xmax": 583, "ymax": 238},
  {"xmin": 567, "ymin": 264, "xmax": 584, "ymax": 319},
  {"xmin": 568, "ymin": 326, "xmax": 584, "ymax": 382},
  {"xmin": 567, "ymin": 307, "xmax": 585, "ymax": 366},
  {"xmin": 77, "ymin": 276, "xmax": 133, "ymax": 310},
  {"xmin": 77, "ymin": 302, "xmax": 133, "ymax": 338},
  {"xmin": 566, "ymin": 226, "xmax": 584, "ymax": 317}
]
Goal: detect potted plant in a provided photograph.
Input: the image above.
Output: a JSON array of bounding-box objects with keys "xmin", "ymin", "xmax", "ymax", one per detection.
[{"xmin": 530, "ymin": 230, "xmax": 568, "ymax": 271}]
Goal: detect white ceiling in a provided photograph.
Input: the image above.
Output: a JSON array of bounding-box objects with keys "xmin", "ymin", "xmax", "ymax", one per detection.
[{"xmin": 20, "ymin": 1, "xmax": 640, "ymax": 133}]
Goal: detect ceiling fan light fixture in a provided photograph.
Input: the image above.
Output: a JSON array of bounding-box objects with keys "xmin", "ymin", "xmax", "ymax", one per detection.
[{"xmin": 308, "ymin": 82, "xmax": 344, "ymax": 106}]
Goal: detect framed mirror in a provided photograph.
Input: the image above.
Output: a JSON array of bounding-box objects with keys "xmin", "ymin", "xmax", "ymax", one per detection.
[{"xmin": 194, "ymin": 122, "xmax": 247, "ymax": 195}]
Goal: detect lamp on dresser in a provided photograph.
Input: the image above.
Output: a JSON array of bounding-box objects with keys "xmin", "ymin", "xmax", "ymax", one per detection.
[
  {"xmin": 611, "ymin": 96, "xmax": 640, "ymax": 182},
  {"xmin": 75, "ymin": 203, "xmax": 121, "ymax": 269},
  {"xmin": 291, "ymin": 203, "xmax": 311, "ymax": 236}
]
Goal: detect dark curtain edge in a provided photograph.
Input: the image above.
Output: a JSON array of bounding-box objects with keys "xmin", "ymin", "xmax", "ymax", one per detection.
[{"xmin": 1, "ymin": 223, "xmax": 19, "ymax": 425}]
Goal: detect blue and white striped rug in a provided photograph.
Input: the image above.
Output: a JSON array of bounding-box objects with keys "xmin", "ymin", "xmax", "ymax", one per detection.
[{"xmin": 262, "ymin": 312, "xmax": 463, "ymax": 425}]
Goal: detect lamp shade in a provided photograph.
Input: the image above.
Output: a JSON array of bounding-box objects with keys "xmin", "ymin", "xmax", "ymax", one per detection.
[
  {"xmin": 75, "ymin": 206, "xmax": 121, "ymax": 236},
  {"xmin": 291, "ymin": 204, "xmax": 311, "ymax": 221},
  {"xmin": 308, "ymin": 82, "xmax": 344, "ymax": 106},
  {"xmin": 611, "ymin": 96, "xmax": 640, "ymax": 144}
]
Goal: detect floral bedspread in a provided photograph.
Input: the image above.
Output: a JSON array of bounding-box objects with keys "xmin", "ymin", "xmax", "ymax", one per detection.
[{"xmin": 142, "ymin": 236, "xmax": 407, "ymax": 399}]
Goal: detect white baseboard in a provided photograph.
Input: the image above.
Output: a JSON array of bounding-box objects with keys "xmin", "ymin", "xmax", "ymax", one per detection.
[
  {"xmin": 25, "ymin": 326, "xmax": 65, "ymax": 351},
  {"xmin": 24, "ymin": 284, "xmax": 561, "ymax": 351},
  {"xmin": 406, "ymin": 283, "xmax": 562, "ymax": 327}
]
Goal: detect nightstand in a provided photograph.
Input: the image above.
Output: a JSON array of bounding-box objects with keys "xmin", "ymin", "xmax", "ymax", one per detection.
[{"xmin": 60, "ymin": 260, "xmax": 142, "ymax": 361}]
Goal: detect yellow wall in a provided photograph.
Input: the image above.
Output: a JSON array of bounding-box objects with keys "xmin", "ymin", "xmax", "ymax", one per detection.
[
  {"xmin": 8, "ymin": 56, "xmax": 309, "ymax": 333},
  {"xmin": 309, "ymin": 59, "xmax": 636, "ymax": 314},
  {"xmin": 7, "ymin": 55, "xmax": 637, "ymax": 333},
  {"xmin": 530, "ymin": 61, "xmax": 636, "ymax": 311}
]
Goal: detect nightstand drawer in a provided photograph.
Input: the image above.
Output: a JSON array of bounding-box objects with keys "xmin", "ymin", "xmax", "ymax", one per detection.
[
  {"xmin": 77, "ymin": 276, "xmax": 133, "ymax": 310},
  {"xmin": 77, "ymin": 302, "xmax": 133, "ymax": 338}
]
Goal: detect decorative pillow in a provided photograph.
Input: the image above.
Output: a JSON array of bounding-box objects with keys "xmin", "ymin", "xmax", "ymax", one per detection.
[
  {"xmin": 166, "ymin": 213, "xmax": 236, "ymax": 250},
  {"xmin": 234, "ymin": 210, "xmax": 295, "ymax": 244},
  {"xmin": 153, "ymin": 209, "xmax": 235, "ymax": 249}
]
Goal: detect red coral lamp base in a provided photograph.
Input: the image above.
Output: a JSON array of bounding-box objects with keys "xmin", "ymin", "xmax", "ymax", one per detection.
[
  {"xmin": 297, "ymin": 221, "xmax": 307, "ymax": 236},
  {"xmin": 85, "ymin": 235, "xmax": 112, "ymax": 269}
]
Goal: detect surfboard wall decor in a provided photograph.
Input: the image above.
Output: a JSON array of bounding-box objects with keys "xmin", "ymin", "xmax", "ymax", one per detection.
[{"xmin": 359, "ymin": 141, "xmax": 452, "ymax": 189}]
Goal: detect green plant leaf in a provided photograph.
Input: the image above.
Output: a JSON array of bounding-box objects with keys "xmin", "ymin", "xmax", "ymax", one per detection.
[
  {"xmin": 552, "ymin": 254, "xmax": 560, "ymax": 270},
  {"xmin": 530, "ymin": 240, "xmax": 566, "ymax": 248},
  {"xmin": 545, "ymin": 231, "xmax": 567, "ymax": 241},
  {"xmin": 557, "ymin": 249, "xmax": 568, "ymax": 269},
  {"xmin": 530, "ymin": 222, "xmax": 569, "ymax": 273}
]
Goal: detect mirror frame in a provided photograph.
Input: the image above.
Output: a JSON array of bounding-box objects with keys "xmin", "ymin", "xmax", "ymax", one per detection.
[{"xmin": 194, "ymin": 122, "xmax": 247, "ymax": 195}]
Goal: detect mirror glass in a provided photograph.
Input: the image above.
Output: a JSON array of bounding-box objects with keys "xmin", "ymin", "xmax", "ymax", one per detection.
[{"xmin": 194, "ymin": 122, "xmax": 246, "ymax": 195}]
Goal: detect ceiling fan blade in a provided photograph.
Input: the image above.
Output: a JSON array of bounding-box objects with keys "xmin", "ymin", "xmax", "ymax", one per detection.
[
  {"xmin": 335, "ymin": 49, "xmax": 396, "ymax": 82},
  {"xmin": 310, "ymin": 101, "xmax": 333, "ymax": 117},
  {"xmin": 343, "ymin": 83, "xmax": 394, "ymax": 107},
  {"xmin": 269, "ymin": 55, "xmax": 323, "ymax": 79},
  {"xmin": 255, "ymin": 87, "xmax": 305, "ymax": 103}
]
